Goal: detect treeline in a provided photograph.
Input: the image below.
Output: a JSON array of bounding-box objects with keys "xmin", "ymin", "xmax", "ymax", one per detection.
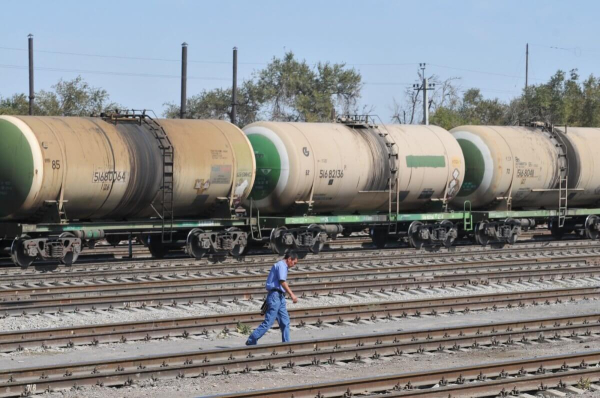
[
  {"xmin": 163, "ymin": 51, "xmax": 363, "ymax": 125},
  {"xmin": 1, "ymin": 55, "xmax": 599, "ymax": 130},
  {"xmin": 0, "ymin": 76, "xmax": 120, "ymax": 116},
  {"xmin": 430, "ymin": 70, "xmax": 600, "ymax": 129}
]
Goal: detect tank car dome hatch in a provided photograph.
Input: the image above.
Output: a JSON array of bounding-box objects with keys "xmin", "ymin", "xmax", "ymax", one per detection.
[
  {"xmin": 0, "ymin": 116, "xmax": 44, "ymax": 219},
  {"xmin": 244, "ymin": 121, "xmax": 464, "ymax": 215}
]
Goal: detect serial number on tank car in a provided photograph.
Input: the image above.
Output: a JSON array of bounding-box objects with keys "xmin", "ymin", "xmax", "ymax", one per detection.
[
  {"xmin": 516, "ymin": 169, "xmax": 535, "ymax": 178},
  {"xmin": 319, "ymin": 170, "xmax": 344, "ymax": 179},
  {"xmin": 92, "ymin": 171, "xmax": 128, "ymax": 183}
]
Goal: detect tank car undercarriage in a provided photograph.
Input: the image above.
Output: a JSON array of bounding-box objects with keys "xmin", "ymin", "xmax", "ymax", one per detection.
[{"xmin": 4, "ymin": 207, "xmax": 600, "ymax": 267}]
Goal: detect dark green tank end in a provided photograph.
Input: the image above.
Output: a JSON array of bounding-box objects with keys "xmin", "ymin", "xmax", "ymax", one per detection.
[
  {"xmin": 456, "ymin": 138, "xmax": 484, "ymax": 197},
  {"xmin": 0, "ymin": 119, "xmax": 34, "ymax": 218},
  {"xmin": 247, "ymin": 134, "xmax": 281, "ymax": 201}
]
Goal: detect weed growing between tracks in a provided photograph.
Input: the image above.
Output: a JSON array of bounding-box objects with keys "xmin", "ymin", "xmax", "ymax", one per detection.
[{"xmin": 236, "ymin": 322, "xmax": 252, "ymax": 335}]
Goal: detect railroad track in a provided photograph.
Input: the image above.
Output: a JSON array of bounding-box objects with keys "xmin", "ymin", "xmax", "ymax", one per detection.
[
  {"xmin": 2, "ymin": 257, "xmax": 599, "ymax": 316},
  {"xmin": 0, "ymin": 256, "xmax": 597, "ymax": 300},
  {"xmin": 2, "ymin": 286, "xmax": 599, "ymax": 352},
  {"xmin": 2, "ymin": 311, "xmax": 600, "ymax": 397},
  {"xmin": 0, "ymin": 236, "xmax": 591, "ymax": 275},
  {"xmin": 213, "ymin": 351, "xmax": 600, "ymax": 398},
  {"xmin": 0, "ymin": 257, "xmax": 594, "ymax": 299},
  {"xmin": 2, "ymin": 241, "xmax": 599, "ymax": 286}
]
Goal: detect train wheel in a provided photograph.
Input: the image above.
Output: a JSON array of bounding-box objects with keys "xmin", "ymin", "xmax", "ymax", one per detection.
[
  {"xmin": 59, "ymin": 232, "xmax": 80, "ymax": 266},
  {"xmin": 147, "ymin": 235, "xmax": 169, "ymax": 259},
  {"xmin": 270, "ymin": 227, "xmax": 293, "ymax": 255},
  {"xmin": 10, "ymin": 235, "xmax": 36, "ymax": 269},
  {"xmin": 228, "ymin": 228, "xmax": 248, "ymax": 257},
  {"xmin": 507, "ymin": 229, "xmax": 519, "ymax": 245},
  {"xmin": 441, "ymin": 220, "xmax": 457, "ymax": 248},
  {"xmin": 187, "ymin": 228, "xmax": 209, "ymax": 259},
  {"xmin": 308, "ymin": 225, "xmax": 326, "ymax": 254},
  {"xmin": 474, "ymin": 222, "xmax": 491, "ymax": 246},
  {"xmin": 408, "ymin": 221, "xmax": 426, "ymax": 249},
  {"xmin": 585, "ymin": 215, "xmax": 600, "ymax": 240}
]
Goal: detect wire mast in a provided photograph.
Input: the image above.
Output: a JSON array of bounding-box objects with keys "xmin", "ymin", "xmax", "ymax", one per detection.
[{"xmin": 413, "ymin": 63, "xmax": 435, "ymax": 125}]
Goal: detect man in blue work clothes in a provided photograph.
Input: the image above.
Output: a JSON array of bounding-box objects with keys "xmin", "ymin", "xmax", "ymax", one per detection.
[{"xmin": 246, "ymin": 251, "xmax": 299, "ymax": 345}]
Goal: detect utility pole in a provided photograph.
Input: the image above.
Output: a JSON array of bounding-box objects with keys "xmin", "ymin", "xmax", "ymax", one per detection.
[
  {"xmin": 180, "ymin": 42, "xmax": 188, "ymax": 119},
  {"xmin": 28, "ymin": 34, "xmax": 34, "ymax": 115},
  {"xmin": 231, "ymin": 47, "xmax": 238, "ymax": 124},
  {"xmin": 413, "ymin": 63, "xmax": 435, "ymax": 125},
  {"xmin": 525, "ymin": 43, "xmax": 529, "ymax": 90}
]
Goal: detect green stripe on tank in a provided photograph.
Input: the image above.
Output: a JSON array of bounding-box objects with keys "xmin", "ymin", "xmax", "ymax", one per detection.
[
  {"xmin": 247, "ymin": 134, "xmax": 281, "ymax": 201},
  {"xmin": 0, "ymin": 119, "xmax": 34, "ymax": 218},
  {"xmin": 456, "ymin": 138, "xmax": 484, "ymax": 197},
  {"xmin": 405, "ymin": 155, "xmax": 445, "ymax": 168}
]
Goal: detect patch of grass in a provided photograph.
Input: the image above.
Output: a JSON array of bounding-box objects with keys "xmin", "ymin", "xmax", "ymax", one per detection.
[
  {"xmin": 577, "ymin": 377, "xmax": 592, "ymax": 391},
  {"xmin": 236, "ymin": 321, "xmax": 252, "ymax": 335}
]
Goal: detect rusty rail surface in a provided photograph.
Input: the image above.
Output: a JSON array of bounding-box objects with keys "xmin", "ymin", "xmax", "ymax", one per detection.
[
  {"xmin": 1, "ymin": 259, "xmax": 599, "ymax": 316},
  {"xmin": 1, "ymin": 313, "xmax": 600, "ymax": 397},
  {"xmin": 0, "ymin": 255, "xmax": 595, "ymax": 299},
  {"xmin": 1, "ymin": 287, "xmax": 598, "ymax": 352},
  {"xmin": 210, "ymin": 351, "xmax": 600, "ymax": 398},
  {"xmin": 1, "ymin": 238, "xmax": 596, "ymax": 281}
]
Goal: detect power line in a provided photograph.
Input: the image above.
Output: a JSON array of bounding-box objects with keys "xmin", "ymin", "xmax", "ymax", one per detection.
[
  {"xmin": 0, "ymin": 46, "xmax": 419, "ymax": 67},
  {"xmin": 428, "ymin": 63, "xmax": 545, "ymax": 82},
  {"xmin": 0, "ymin": 44, "xmax": 552, "ymax": 82},
  {"xmin": 0, "ymin": 63, "xmax": 230, "ymax": 81}
]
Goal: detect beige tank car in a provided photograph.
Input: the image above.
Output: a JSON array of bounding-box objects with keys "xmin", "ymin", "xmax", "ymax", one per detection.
[
  {"xmin": 0, "ymin": 116, "xmax": 255, "ymax": 221},
  {"xmin": 449, "ymin": 125, "xmax": 600, "ymax": 210},
  {"xmin": 243, "ymin": 121, "xmax": 464, "ymax": 215}
]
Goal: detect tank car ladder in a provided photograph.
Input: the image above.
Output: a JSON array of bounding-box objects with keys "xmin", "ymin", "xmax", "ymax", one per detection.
[
  {"xmin": 142, "ymin": 114, "xmax": 175, "ymax": 243},
  {"xmin": 370, "ymin": 116, "xmax": 399, "ymax": 234},
  {"xmin": 553, "ymin": 125, "xmax": 569, "ymax": 228},
  {"xmin": 102, "ymin": 110, "xmax": 175, "ymax": 243}
]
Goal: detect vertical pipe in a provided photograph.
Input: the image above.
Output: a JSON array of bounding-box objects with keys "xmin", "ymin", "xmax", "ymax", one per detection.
[
  {"xmin": 180, "ymin": 42, "xmax": 188, "ymax": 119},
  {"xmin": 28, "ymin": 34, "xmax": 34, "ymax": 115},
  {"xmin": 525, "ymin": 43, "xmax": 529, "ymax": 90},
  {"xmin": 231, "ymin": 47, "xmax": 238, "ymax": 124},
  {"xmin": 423, "ymin": 77, "xmax": 429, "ymax": 125},
  {"xmin": 128, "ymin": 233, "xmax": 133, "ymax": 259}
]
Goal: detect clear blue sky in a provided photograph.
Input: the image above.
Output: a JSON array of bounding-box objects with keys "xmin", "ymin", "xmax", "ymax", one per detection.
[{"xmin": 1, "ymin": 0, "xmax": 598, "ymax": 122}]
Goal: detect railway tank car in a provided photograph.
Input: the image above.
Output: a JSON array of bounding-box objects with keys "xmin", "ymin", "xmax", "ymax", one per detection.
[
  {"xmin": 243, "ymin": 118, "xmax": 465, "ymax": 251},
  {"xmin": 450, "ymin": 125, "xmax": 600, "ymax": 244},
  {"xmin": 0, "ymin": 113, "xmax": 255, "ymax": 266}
]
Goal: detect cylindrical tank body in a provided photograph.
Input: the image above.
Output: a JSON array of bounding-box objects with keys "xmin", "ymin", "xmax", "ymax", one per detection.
[
  {"xmin": 449, "ymin": 125, "xmax": 600, "ymax": 210},
  {"xmin": 0, "ymin": 116, "xmax": 255, "ymax": 221},
  {"xmin": 553, "ymin": 126, "xmax": 600, "ymax": 206},
  {"xmin": 243, "ymin": 122, "xmax": 464, "ymax": 214}
]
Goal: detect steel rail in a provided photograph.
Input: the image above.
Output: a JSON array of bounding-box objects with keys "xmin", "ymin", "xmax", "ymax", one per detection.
[
  {"xmin": 1, "ymin": 239, "xmax": 596, "ymax": 280},
  {"xmin": 1, "ymin": 287, "xmax": 599, "ymax": 352},
  {"xmin": 209, "ymin": 352, "xmax": 600, "ymax": 398},
  {"xmin": 1, "ymin": 244, "xmax": 598, "ymax": 290},
  {"xmin": 0, "ymin": 260, "xmax": 600, "ymax": 300},
  {"xmin": 2, "ymin": 262, "xmax": 600, "ymax": 316},
  {"xmin": 1, "ymin": 317, "xmax": 600, "ymax": 397}
]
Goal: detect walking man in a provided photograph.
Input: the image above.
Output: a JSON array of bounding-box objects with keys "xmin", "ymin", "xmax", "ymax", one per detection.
[{"xmin": 246, "ymin": 251, "xmax": 299, "ymax": 345}]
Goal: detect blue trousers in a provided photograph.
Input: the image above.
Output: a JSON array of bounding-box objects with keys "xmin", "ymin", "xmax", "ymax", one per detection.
[{"xmin": 246, "ymin": 290, "xmax": 290, "ymax": 345}]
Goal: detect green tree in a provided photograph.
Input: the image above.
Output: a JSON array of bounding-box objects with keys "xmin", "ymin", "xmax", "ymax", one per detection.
[
  {"xmin": 0, "ymin": 76, "xmax": 120, "ymax": 116},
  {"xmin": 430, "ymin": 88, "xmax": 506, "ymax": 129},
  {"xmin": 0, "ymin": 93, "xmax": 30, "ymax": 115},
  {"xmin": 165, "ymin": 51, "xmax": 363, "ymax": 125},
  {"xmin": 508, "ymin": 69, "xmax": 600, "ymax": 126},
  {"xmin": 164, "ymin": 81, "xmax": 261, "ymax": 126}
]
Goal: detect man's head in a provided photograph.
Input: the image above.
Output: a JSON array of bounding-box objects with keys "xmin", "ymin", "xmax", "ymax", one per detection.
[{"xmin": 284, "ymin": 251, "xmax": 298, "ymax": 268}]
